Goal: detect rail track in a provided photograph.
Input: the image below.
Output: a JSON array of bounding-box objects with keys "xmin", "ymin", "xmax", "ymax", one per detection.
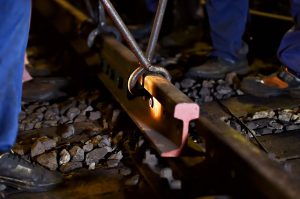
[{"xmin": 9, "ymin": 1, "xmax": 300, "ymax": 198}]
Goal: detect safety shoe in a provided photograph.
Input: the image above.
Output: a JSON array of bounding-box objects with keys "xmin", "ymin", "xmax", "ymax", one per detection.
[
  {"xmin": 240, "ymin": 67, "xmax": 300, "ymax": 98},
  {"xmin": 186, "ymin": 57, "xmax": 249, "ymax": 79},
  {"xmin": 22, "ymin": 77, "xmax": 69, "ymax": 102},
  {"xmin": 0, "ymin": 152, "xmax": 63, "ymax": 192}
]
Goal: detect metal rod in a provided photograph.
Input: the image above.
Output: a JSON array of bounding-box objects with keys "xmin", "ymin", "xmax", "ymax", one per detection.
[
  {"xmin": 146, "ymin": 0, "xmax": 168, "ymax": 62},
  {"xmin": 84, "ymin": 0, "xmax": 97, "ymax": 22},
  {"xmin": 99, "ymin": 0, "xmax": 151, "ymax": 69},
  {"xmin": 249, "ymin": 9, "xmax": 293, "ymax": 22},
  {"xmin": 212, "ymin": 96, "xmax": 268, "ymax": 153}
]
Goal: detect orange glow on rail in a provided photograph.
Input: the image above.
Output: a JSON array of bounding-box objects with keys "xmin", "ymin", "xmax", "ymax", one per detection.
[{"xmin": 150, "ymin": 97, "xmax": 163, "ymax": 120}]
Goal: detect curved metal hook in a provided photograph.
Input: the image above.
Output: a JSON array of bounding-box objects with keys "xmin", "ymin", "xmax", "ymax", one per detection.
[{"xmin": 128, "ymin": 65, "xmax": 171, "ymax": 94}]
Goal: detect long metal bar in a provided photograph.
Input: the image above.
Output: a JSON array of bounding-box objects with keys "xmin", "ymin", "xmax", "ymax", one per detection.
[
  {"xmin": 98, "ymin": 0, "xmax": 171, "ymax": 94},
  {"xmin": 99, "ymin": 0, "xmax": 151, "ymax": 70},
  {"xmin": 249, "ymin": 9, "xmax": 293, "ymax": 22},
  {"xmin": 33, "ymin": 1, "xmax": 300, "ymax": 198},
  {"xmin": 212, "ymin": 96, "xmax": 268, "ymax": 153},
  {"xmin": 84, "ymin": 0, "xmax": 96, "ymax": 22},
  {"xmin": 145, "ymin": 0, "xmax": 168, "ymax": 62}
]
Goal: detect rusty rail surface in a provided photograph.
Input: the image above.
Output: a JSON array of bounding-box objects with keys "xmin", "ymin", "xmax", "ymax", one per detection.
[{"xmin": 33, "ymin": 1, "xmax": 300, "ymax": 198}]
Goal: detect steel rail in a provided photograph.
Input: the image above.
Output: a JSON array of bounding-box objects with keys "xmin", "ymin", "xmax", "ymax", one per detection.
[
  {"xmin": 43, "ymin": 0, "xmax": 199, "ymax": 157},
  {"xmin": 33, "ymin": 1, "xmax": 300, "ymax": 198},
  {"xmin": 145, "ymin": 0, "xmax": 168, "ymax": 62}
]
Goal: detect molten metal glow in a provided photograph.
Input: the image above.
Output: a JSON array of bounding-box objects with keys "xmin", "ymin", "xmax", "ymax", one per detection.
[{"xmin": 150, "ymin": 97, "xmax": 163, "ymax": 120}]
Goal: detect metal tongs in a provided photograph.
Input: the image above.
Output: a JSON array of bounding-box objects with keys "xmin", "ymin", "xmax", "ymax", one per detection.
[
  {"xmin": 98, "ymin": 0, "xmax": 171, "ymax": 94},
  {"xmin": 86, "ymin": 0, "xmax": 121, "ymax": 47}
]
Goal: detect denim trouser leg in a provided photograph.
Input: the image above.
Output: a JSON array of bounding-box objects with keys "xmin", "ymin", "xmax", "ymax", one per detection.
[
  {"xmin": 206, "ymin": 0, "xmax": 249, "ymax": 62},
  {"xmin": 277, "ymin": 0, "xmax": 300, "ymax": 74},
  {"xmin": 145, "ymin": 0, "xmax": 157, "ymax": 13},
  {"xmin": 0, "ymin": 0, "xmax": 31, "ymax": 152}
]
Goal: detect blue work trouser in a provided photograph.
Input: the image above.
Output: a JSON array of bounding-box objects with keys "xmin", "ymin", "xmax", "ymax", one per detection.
[
  {"xmin": 0, "ymin": 0, "xmax": 31, "ymax": 152},
  {"xmin": 207, "ymin": 0, "xmax": 300, "ymax": 73},
  {"xmin": 278, "ymin": 0, "xmax": 300, "ymax": 74},
  {"xmin": 145, "ymin": 0, "xmax": 157, "ymax": 13}
]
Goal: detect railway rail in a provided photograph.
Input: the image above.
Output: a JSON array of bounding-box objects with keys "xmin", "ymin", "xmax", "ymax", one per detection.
[{"xmin": 11, "ymin": 0, "xmax": 300, "ymax": 198}]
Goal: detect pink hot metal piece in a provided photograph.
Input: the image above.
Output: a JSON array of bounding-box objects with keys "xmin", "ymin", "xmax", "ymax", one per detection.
[{"xmin": 161, "ymin": 103, "xmax": 200, "ymax": 157}]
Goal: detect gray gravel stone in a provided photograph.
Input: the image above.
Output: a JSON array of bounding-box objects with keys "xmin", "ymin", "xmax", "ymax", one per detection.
[
  {"xmin": 257, "ymin": 128, "xmax": 273, "ymax": 135},
  {"xmin": 236, "ymin": 89, "xmax": 244, "ymax": 95},
  {"xmin": 91, "ymin": 135, "xmax": 102, "ymax": 146},
  {"xmin": 246, "ymin": 121, "xmax": 258, "ymax": 130},
  {"xmin": 119, "ymin": 167, "xmax": 132, "ymax": 176},
  {"xmin": 102, "ymin": 119, "xmax": 109, "ymax": 129},
  {"xmin": 286, "ymin": 125, "xmax": 300, "ymax": 131},
  {"xmin": 225, "ymin": 72, "xmax": 237, "ymax": 85},
  {"xmin": 85, "ymin": 148, "xmax": 108, "ymax": 165},
  {"xmin": 35, "ymin": 106, "xmax": 47, "ymax": 114},
  {"xmin": 143, "ymin": 150, "xmax": 158, "ymax": 170},
  {"xmin": 88, "ymin": 162, "xmax": 96, "ymax": 170},
  {"xmin": 89, "ymin": 111, "xmax": 101, "ymax": 121},
  {"xmin": 180, "ymin": 78, "xmax": 195, "ymax": 89},
  {"xmin": 61, "ymin": 125, "xmax": 75, "ymax": 139},
  {"xmin": 60, "ymin": 100, "xmax": 76, "ymax": 115},
  {"xmin": 107, "ymin": 159, "xmax": 120, "ymax": 168},
  {"xmin": 69, "ymin": 146, "xmax": 84, "ymax": 162},
  {"xmin": 113, "ymin": 131, "xmax": 123, "ymax": 145},
  {"xmin": 13, "ymin": 144, "xmax": 29, "ymax": 156},
  {"xmin": 31, "ymin": 140, "xmax": 45, "ymax": 157},
  {"xmin": 216, "ymin": 85, "xmax": 232, "ymax": 95},
  {"xmin": 60, "ymin": 161, "xmax": 83, "ymax": 173},
  {"xmin": 98, "ymin": 136, "xmax": 111, "ymax": 147},
  {"xmin": 278, "ymin": 110, "xmax": 293, "ymax": 122},
  {"xmin": 103, "ymin": 146, "xmax": 113, "ymax": 153},
  {"xmin": 268, "ymin": 121, "xmax": 283, "ymax": 130},
  {"xmin": 204, "ymin": 96, "xmax": 213, "ymax": 103},
  {"xmin": 0, "ymin": 184, "xmax": 6, "ymax": 191},
  {"xmin": 170, "ymin": 180, "xmax": 182, "ymax": 190},
  {"xmin": 66, "ymin": 107, "xmax": 81, "ymax": 121},
  {"xmin": 78, "ymin": 103, "xmax": 87, "ymax": 111},
  {"xmin": 43, "ymin": 120, "xmax": 58, "ymax": 127},
  {"xmin": 26, "ymin": 104, "xmax": 40, "ymax": 114},
  {"xmin": 74, "ymin": 115, "xmax": 86, "ymax": 123},
  {"xmin": 24, "ymin": 122, "xmax": 34, "ymax": 131},
  {"xmin": 111, "ymin": 109, "xmax": 121, "ymax": 125},
  {"xmin": 252, "ymin": 111, "xmax": 272, "ymax": 119},
  {"xmin": 82, "ymin": 105, "xmax": 93, "ymax": 114},
  {"xmin": 160, "ymin": 167, "xmax": 173, "ymax": 181},
  {"xmin": 44, "ymin": 109, "xmax": 57, "ymax": 121},
  {"xmin": 174, "ymin": 82, "xmax": 180, "ymax": 89},
  {"xmin": 36, "ymin": 151, "xmax": 58, "ymax": 171},
  {"xmin": 109, "ymin": 151, "xmax": 123, "ymax": 161},
  {"xmin": 59, "ymin": 116, "xmax": 69, "ymax": 124},
  {"xmin": 199, "ymin": 87, "xmax": 210, "ymax": 97},
  {"xmin": 38, "ymin": 136, "xmax": 57, "ymax": 151},
  {"xmin": 59, "ymin": 149, "xmax": 71, "ymax": 165},
  {"xmin": 125, "ymin": 174, "xmax": 139, "ymax": 186},
  {"xmin": 34, "ymin": 122, "xmax": 42, "ymax": 129},
  {"xmin": 83, "ymin": 140, "xmax": 94, "ymax": 152},
  {"xmin": 19, "ymin": 111, "xmax": 26, "ymax": 121},
  {"xmin": 202, "ymin": 80, "xmax": 214, "ymax": 88}
]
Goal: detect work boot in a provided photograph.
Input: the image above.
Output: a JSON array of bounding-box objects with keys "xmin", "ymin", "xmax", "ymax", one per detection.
[
  {"xmin": 186, "ymin": 57, "xmax": 249, "ymax": 79},
  {"xmin": 241, "ymin": 67, "xmax": 300, "ymax": 98},
  {"xmin": 22, "ymin": 77, "xmax": 69, "ymax": 102},
  {"xmin": 0, "ymin": 152, "xmax": 63, "ymax": 192}
]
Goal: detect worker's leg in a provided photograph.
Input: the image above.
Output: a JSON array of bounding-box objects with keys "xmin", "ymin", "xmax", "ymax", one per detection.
[
  {"xmin": 145, "ymin": 0, "xmax": 157, "ymax": 13},
  {"xmin": 186, "ymin": 0, "xmax": 249, "ymax": 79},
  {"xmin": 0, "ymin": 1, "xmax": 63, "ymax": 191},
  {"xmin": 0, "ymin": 0, "xmax": 31, "ymax": 151},
  {"xmin": 277, "ymin": 0, "xmax": 300, "ymax": 75},
  {"xmin": 241, "ymin": 0, "xmax": 300, "ymax": 98},
  {"xmin": 207, "ymin": 0, "xmax": 249, "ymax": 61}
]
